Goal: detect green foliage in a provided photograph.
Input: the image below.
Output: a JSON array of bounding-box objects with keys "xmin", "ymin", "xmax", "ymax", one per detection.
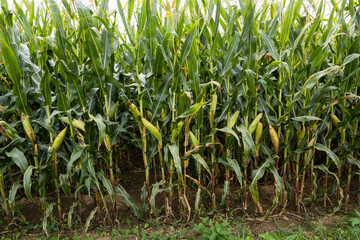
[
  {"xmin": 0, "ymin": 0, "xmax": 359, "ymax": 234},
  {"xmin": 193, "ymin": 217, "xmax": 236, "ymax": 240}
]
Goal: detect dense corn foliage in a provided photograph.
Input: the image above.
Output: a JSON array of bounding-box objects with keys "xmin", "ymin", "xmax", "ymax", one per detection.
[{"xmin": 0, "ymin": 0, "xmax": 359, "ymax": 233}]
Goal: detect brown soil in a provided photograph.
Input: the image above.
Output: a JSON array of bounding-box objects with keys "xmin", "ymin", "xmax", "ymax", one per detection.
[{"xmin": 1, "ymin": 153, "xmax": 359, "ymax": 238}]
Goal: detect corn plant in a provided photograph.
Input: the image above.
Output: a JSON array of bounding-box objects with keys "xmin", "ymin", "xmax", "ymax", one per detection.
[{"xmin": 0, "ymin": 0, "xmax": 359, "ymax": 232}]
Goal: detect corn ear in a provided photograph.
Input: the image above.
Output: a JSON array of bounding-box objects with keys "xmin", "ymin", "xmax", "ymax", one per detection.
[
  {"xmin": 110, "ymin": 102, "xmax": 119, "ymax": 117},
  {"xmin": 128, "ymin": 102, "xmax": 142, "ymax": 127},
  {"xmin": 341, "ymin": 128, "xmax": 346, "ymax": 145},
  {"xmin": 269, "ymin": 124, "xmax": 279, "ymax": 153},
  {"xmin": 171, "ymin": 121, "xmax": 184, "ymax": 142},
  {"xmin": 255, "ymin": 122, "xmax": 263, "ymax": 145},
  {"xmin": 330, "ymin": 114, "xmax": 341, "ymax": 130},
  {"xmin": 161, "ymin": 108, "xmax": 166, "ymax": 121},
  {"xmin": 307, "ymin": 137, "xmax": 315, "ymax": 147},
  {"xmin": 249, "ymin": 113, "xmax": 263, "ymax": 134},
  {"xmin": 146, "ymin": 110, "xmax": 153, "ymax": 120},
  {"xmin": 104, "ymin": 133, "xmax": 111, "ymax": 152},
  {"xmin": 189, "ymin": 131, "xmax": 199, "ymax": 147},
  {"xmin": 52, "ymin": 128, "xmax": 67, "ymax": 152},
  {"xmin": 141, "ymin": 118, "xmax": 162, "ymax": 148},
  {"xmin": 61, "ymin": 117, "xmax": 85, "ymax": 132},
  {"xmin": 209, "ymin": 94, "xmax": 217, "ymax": 127},
  {"xmin": 227, "ymin": 110, "xmax": 240, "ymax": 129},
  {"xmin": 297, "ymin": 125, "xmax": 306, "ymax": 145},
  {"xmin": 21, "ymin": 113, "xmax": 36, "ymax": 145},
  {"xmin": 351, "ymin": 119, "xmax": 358, "ymax": 137}
]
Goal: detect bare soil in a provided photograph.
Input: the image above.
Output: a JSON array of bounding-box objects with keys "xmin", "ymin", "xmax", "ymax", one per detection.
[{"xmin": 1, "ymin": 153, "xmax": 359, "ymax": 238}]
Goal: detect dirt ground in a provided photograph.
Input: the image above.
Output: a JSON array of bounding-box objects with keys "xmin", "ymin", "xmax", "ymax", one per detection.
[{"xmin": 1, "ymin": 153, "xmax": 359, "ymax": 239}]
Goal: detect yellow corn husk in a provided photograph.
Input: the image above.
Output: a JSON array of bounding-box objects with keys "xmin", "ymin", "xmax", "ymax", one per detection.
[
  {"xmin": 297, "ymin": 125, "xmax": 306, "ymax": 145},
  {"xmin": 209, "ymin": 93, "xmax": 218, "ymax": 127},
  {"xmin": 72, "ymin": 119, "xmax": 85, "ymax": 132},
  {"xmin": 104, "ymin": 133, "xmax": 111, "ymax": 152},
  {"xmin": 255, "ymin": 122, "xmax": 263, "ymax": 145},
  {"xmin": 268, "ymin": 124, "xmax": 279, "ymax": 153},
  {"xmin": 227, "ymin": 110, "xmax": 240, "ymax": 129},
  {"xmin": 0, "ymin": 105, "xmax": 3, "ymax": 112},
  {"xmin": 307, "ymin": 137, "xmax": 315, "ymax": 147},
  {"xmin": 341, "ymin": 128, "xmax": 346, "ymax": 145},
  {"xmin": 161, "ymin": 108, "xmax": 166, "ymax": 121},
  {"xmin": 21, "ymin": 113, "xmax": 36, "ymax": 145},
  {"xmin": 141, "ymin": 118, "xmax": 162, "ymax": 147},
  {"xmin": 351, "ymin": 119, "xmax": 358, "ymax": 137},
  {"xmin": 330, "ymin": 114, "xmax": 341, "ymax": 129},
  {"xmin": 171, "ymin": 120, "xmax": 184, "ymax": 142},
  {"xmin": 110, "ymin": 101, "xmax": 120, "ymax": 117},
  {"xmin": 52, "ymin": 128, "xmax": 67, "ymax": 152},
  {"xmin": 128, "ymin": 102, "xmax": 142, "ymax": 126},
  {"xmin": 189, "ymin": 131, "xmax": 199, "ymax": 147},
  {"xmin": 327, "ymin": 121, "xmax": 333, "ymax": 134},
  {"xmin": 146, "ymin": 110, "xmax": 153, "ymax": 120},
  {"xmin": 249, "ymin": 113, "xmax": 263, "ymax": 134},
  {"xmin": 61, "ymin": 117, "xmax": 85, "ymax": 132},
  {"xmin": 311, "ymin": 123, "xmax": 317, "ymax": 133}
]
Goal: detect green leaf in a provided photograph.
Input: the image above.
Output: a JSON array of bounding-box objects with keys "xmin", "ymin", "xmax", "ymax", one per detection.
[
  {"xmin": 93, "ymin": 114, "xmax": 106, "ymax": 144},
  {"xmin": 347, "ymin": 155, "xmax": 360, "ymax": 169},
  {"xmin": 314, "ymin": 143, "xmax": 340, "ymax": 169},
  {"xmin": 179, "ymin": 26, "xmax": 196, "ymax": 71},
  {"xmin": 9, "ymin": 181, "xmax": 20, "ymax": 214},
  {"xmin": 177, "ymin": 101, "xmax": 206, "ymax": 119},
  {"xmin": 192, "ymin": 154, "xmax": 211, "ymax": 175},
  {"xmin": 83, "ymin": 207, "xmax": 98, "ymax": 234},
  {"xmin": 215, "ymin": 127, "xmax": 241, "ymax": 147},
  {"xmin": 59, "ymin": 174, "xmax": 71, "ymax": 195},
  {"xmin": 220, "ymin": 32, "xmax": 240, "ymax": 76},
  {"xmin": 303, "ymin": 66, "xmax": 339, "ymax": 91},
  {"xmin": 245, "ymin": 69, "xmax": 256, "ymax": 96},
  {"xmin": 249, "ymin": 158, "xmax": 273, "ymax": 203},
  {"xmin": 168, "ymin": 144, "xmax": 183, "ymax": 184},
  {"xmin": 97, "ymin": 171, "xmax": 115, "ymax": 203},
  {"xmin": 6, "ymin": 148, "xmax": 28, "ymax": 173},
  {"xmin": 227, "ymin": 158, "xmax": 243, "ymax": 187},
  {"xmin": 150, "ymin": 180, "xmax": 166, "ymax": 215},
  {"xmin": 42, "ymin": 203, "xmax": 55, "ymax": 236},
  {"xmin": 114, "ymin": 184, "xmax": 143, "ymax": 220},
  {"xmin": 259, "ymin": 30, "xmax": 279, "ymax": 61},
  {"xmin": 280, "ymin": 0, "xmax": 296, "ymax": 48},
  {"xmin": 0, "ymin": 39, "xmax": 30, "ymax": 115},
  {"xmin": 236, "ymin": 125, "xmax": 256, "ymax": 155},
  {"xmin": 23, "ymin": 166, "xmax": 36, "ymax": 201},
  {"xmin": 342, "ymin": 53, "xmax": 360, "ymax": 67}
]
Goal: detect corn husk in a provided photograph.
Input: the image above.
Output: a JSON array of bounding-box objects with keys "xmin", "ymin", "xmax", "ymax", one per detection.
[
  {"xmin": 297, "ymin": 125, "xmax": 306, "ymax": 145},
  {"xmin": 227, "ymin": 110, "xmax": 240, "ymax": 130},
  {"xmin": 209, "ymin": 94, "xmax": 217, "ymax": 127},
  {"xmin": 269, "ymin": 124, "xmax": 279, "ymax": 153},
  {"xmin": 255, "ymin": 122, "xmax": 263, "ymax": 145},
  {"xmin": 189, "ymin": 131, "xmax": 199, "ymax": 147},
  {"xmin": 104, "ymin": 133, "xmax": 111, "ymax": 152},
  {"xmin": 142, "ymin": 118, "xmax": 162, "ymax": 148},
  {"xmin": 52, "ymin": 128, "xmax": 67, "ymax": 152},
  {"xmin": 21, "ymin": 113, "xmax": 36, "ymax": 145},
  {"xmin": 249, "ymin": 113, "xmax": 263, "ymax": 134},
  {"xmin": 61, "ymin": 117, "xmax": 85, "ymax": 132},
  {"xmin": 330, "ymin": 114, "xmax": 341, "ymax": 129}
]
